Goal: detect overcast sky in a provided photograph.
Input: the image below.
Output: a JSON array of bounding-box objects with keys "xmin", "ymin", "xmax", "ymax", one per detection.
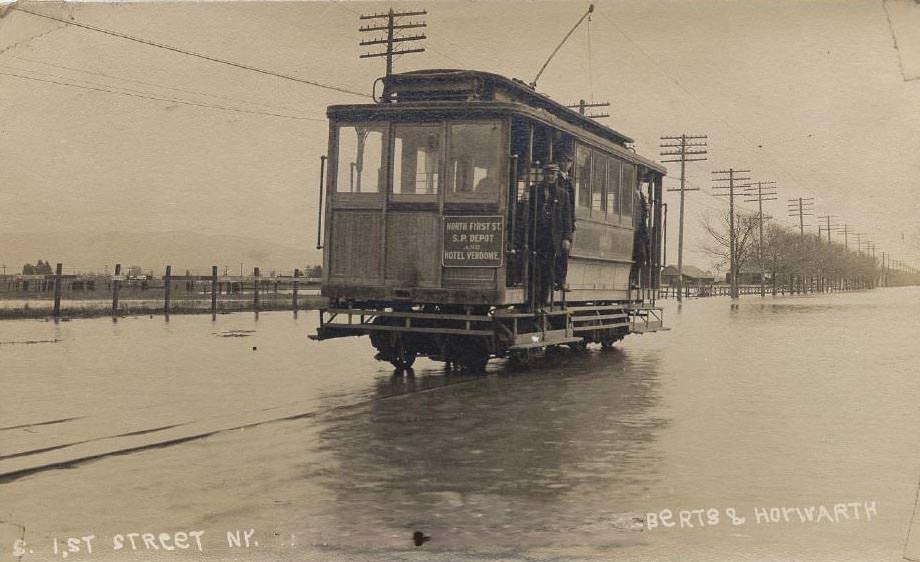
[{"xmin": 1, "ymin": 0, "xmax": 919, "ymax": 271}]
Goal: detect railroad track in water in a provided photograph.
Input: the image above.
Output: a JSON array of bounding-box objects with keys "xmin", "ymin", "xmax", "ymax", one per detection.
[{"xmin": 0, "ymin": 368, "xmax": 492, "ymax": 483}]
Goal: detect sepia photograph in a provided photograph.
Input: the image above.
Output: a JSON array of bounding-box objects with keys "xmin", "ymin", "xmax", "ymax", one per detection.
[{"xmin": 1, "ymin": 1, "xmax": 919, "ymax": 560}]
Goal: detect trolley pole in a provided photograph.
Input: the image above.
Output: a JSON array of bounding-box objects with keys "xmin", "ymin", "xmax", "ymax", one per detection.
[
  {"xmin": 359, "ymin": 9, "xmax": 427, "ymax": 79},
  {"xmin": 660, "ymin": 134, "xmax": 707, "ymax": 302},
  {"xmin": 744, "ymin": 180, "xmax": 778, "ymax": 297},
  {"xmin": 787, "ymin": 197, "xmax": 815, "ymax": 292},
  {"xmin": 713, "ymin": 169, "xmax": 752, "ymax": 300}
]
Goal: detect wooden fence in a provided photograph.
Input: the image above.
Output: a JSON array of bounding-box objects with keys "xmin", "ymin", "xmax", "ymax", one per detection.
[{"xmin": 0, "ymin": 263, "xmax": 325, "ymax": 319}]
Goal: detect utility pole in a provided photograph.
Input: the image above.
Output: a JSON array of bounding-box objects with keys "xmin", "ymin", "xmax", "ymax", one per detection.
[
  {"xmin": 660, "ymin": 134, "xmax": 708, "ymax": 302},
  {"xmin": 787, "ymin": 197, "xmax": 815, "ymax": 293},
  {"xmin": 787, "ymin": 197, "xmax": 815, "ymax": 237},
  {"xmin": 712, "ymin": 168, "xmax": 752, "ymax": 300},
  {"xmin": 359, "ymin": 9, "xmax": 427, "ymax": 78},
  {"xmin": 817, "ymin": 215, "xmax": 839, "ymax": 243},
  {"xmin": 816, "ymin": 215, "xmax": 838, "ymax": 292},
  {"xmin": 881, "ymin": 251, "xmax": 888, "ymax": 286},
  {"xmin": 661, "ymin": 203, "xmax": 668, "ymax": 268},
  {"xmin": 837, "ymin": 224, "xmax": 852, "ymax": 250},
  {"xmin": 744, "ymin": 180, "xmax": 778, "ymax": 297},
  {"xmin": 853, "ymin": 233, "xmax": 865, "ymax": 255},
  {"xmin": 566, "ymin": 99, "xmax": 610, "ymax": 119}
]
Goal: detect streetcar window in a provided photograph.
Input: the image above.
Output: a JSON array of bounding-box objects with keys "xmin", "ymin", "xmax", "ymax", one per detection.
[
  {"xmin": 446, "ymin": 121, "xmax": 502, "ymax": 199},
  {"xmin": 575, "ymin": 144, "xmax": 591, "ymax": 208},
  {"xmin": 335, "ymin": 124, "xmax": 385, "ymax": 193},
  {"xmin": 591, "ymin": 151, "xmax": 606, "ymax": 215},
  {"xmin": 607, "ymin": 158, "xmax": 621, "ymax": 221},
  {"xmin": 621, "ymin": 162, "xmax": 636, "ymax": 226},
  {"xmin": 393, "ymin": 124, "xmax": 441, "ymax": 196}
]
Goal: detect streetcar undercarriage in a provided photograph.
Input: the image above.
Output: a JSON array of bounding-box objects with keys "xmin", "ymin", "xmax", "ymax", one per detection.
[{"xmin": 311, "ymin": 302, "xmax": 665, "ymax": 372}]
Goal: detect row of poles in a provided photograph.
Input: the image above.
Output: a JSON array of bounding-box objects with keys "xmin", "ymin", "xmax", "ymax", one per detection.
[
  {"xmin": 48, "ymin": 263, "xmax": 308, "ymax": 318},
  {"xmin": 659, "ymin": 133, "xmax": 916, "ymax": 300}
]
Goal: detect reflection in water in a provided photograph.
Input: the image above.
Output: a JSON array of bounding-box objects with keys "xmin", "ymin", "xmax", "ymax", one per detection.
[{"xmin": 315, "ymin": 350, "xmax": 666, "ymax": 550}]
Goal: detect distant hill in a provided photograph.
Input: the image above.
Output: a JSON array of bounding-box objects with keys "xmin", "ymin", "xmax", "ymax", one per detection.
[{"xmin": 0, "ymin": 231, "xmax": 318, "ymax": 275}]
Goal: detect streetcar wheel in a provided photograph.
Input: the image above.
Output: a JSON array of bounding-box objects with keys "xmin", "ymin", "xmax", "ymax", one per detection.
[
  {"xmin": 600, "ymin": 334, "xmax": 624, "ymax": 350},
  {"xmin": 389, "ymin": 354, "xmax": 416, "ymax": 371},
  {"xmin": 508, "ymin": 349, "xmax": 536, "ymax": 370},
  {"xmin": 370, "ymin": 317, "xmax": 417, "ymax": 371},
  {"xmin": 569, "ymin": 339, "xmax": 588, "ymax": 352},
  {"xmin": 458, "ymin": 353, "xmax": 489, "ymax": 374},
  {"xmin": 448, "ymin": 337, "xmax": 490, "ymax": 374}
]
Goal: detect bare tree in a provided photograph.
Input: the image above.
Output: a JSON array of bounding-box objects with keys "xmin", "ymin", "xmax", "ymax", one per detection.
[{"xmin": 701, "ymin": 210, "xmax": 760, "ymax": 289}]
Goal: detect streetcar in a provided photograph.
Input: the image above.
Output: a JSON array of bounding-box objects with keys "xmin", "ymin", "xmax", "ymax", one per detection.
[{"xmin": 311, "ymin": 69, "xmax": 666, "ymax": 372}]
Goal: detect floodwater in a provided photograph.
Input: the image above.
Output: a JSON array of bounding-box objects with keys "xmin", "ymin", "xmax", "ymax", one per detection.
[{"xmin": 1, "ymin": 288, "xmax": 919, "ymax": 562}]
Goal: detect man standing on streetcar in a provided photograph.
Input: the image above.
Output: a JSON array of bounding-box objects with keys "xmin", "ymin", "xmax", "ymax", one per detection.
[
  {"xmin": 556, "ymin": 154, "xmax": 577, "ymax": 289},
  {"xmin": 533, "ymin": 163, "xmax": 574, "ymax": 305}
]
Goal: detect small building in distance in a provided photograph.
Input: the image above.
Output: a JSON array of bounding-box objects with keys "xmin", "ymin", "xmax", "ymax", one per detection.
[
  {"xmin": 725, "ymin": 264, "xmax": 771, "ymax": 285},
  {"xmin": 660, "ymin": 265, "xmax": 715, "ymax": 287}
]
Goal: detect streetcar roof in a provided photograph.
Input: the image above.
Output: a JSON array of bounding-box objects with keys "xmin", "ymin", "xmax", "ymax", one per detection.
[{"xmin": 328, "ymin": 69, "xmax": 666, "ymax": 175}]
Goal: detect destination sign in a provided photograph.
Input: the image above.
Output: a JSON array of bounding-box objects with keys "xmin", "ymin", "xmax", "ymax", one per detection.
[{"xmin": 442, "ymin": 215, "xmax": 504, "ymax": 268}]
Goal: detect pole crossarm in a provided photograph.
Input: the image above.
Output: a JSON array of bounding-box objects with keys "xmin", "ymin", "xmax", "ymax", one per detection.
[
  {"xmin": 360, "ymin": 48, "xmax": 426, "ymax": 58},
  {"xmin": 360, "ymin": 34, "xmax": 427, "ymax": 46},
  {"xmin": 661, "ymin": 150, "xmax": 709, "ymax": 156},
  {"xmin": 661, "ymin": 135, "xmax": 708, "ymax": 140},
  {"xmin": 566, "ymin": 99, "xmax": 611, "ymax": 119},
  {"xmin": 661, "ymin": 158, "xmax": 708, "ymax": 163},
  {"xmin": 361, "ymin": 10, "xmax": 427, "ymax": 19},
  {"xmin": 359, "ymin": 22, "xmax": 427, "ymax": 32}
]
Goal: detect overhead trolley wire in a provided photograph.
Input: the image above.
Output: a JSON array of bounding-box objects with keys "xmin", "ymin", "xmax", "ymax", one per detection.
[
  {"xmin": 12, "ymin": 6, "xmax": 372, "ymax": 99},
  {"xmin": 6, "ymin": 53, "xmax": 310, "ymax": 115},
  {"xmin": 592, "ymin": 8, "xmax": 842, "ymax": 205},
  {"xmin": 0, "ymin": 70, "xmax": 326, "ymax": 121},
  {"xmin": 0, "ymin": 21, "xmax": 67, "ymax": 56}
]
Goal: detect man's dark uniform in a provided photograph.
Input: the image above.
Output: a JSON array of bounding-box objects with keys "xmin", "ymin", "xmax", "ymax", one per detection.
[
  {"xmin": 557, "ymin": 167, "xmax": 576, "ymax": 288},
  {"xmin": 630, "ymin": 189, "xmax": 650, "ymax": 288},
  {"xmin": 532, "ymin": 167, "xmax": 574, "ymax": 305}
]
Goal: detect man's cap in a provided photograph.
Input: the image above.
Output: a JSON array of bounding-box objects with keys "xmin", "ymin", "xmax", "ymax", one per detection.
[{"xmin": 543, "ymin": 163, "xmax": 560, "ymax": 172}]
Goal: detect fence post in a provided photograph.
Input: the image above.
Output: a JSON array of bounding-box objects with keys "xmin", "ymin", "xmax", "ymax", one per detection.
[
  {"xmin": 164, "ymin": 265, "xmax": 172, "ymax": 314},
  {"xmin": 112, "ymin": 264, "xmax": 121, "ymax": 315},
  {"xmin": 293, "ymin": 269, "xmax": 300, "ymax": 311},
  {"xmin": 52, "ymin": 262, "xmax": 63, "ymax": 317},
  {"xmin": 253, "ymin": 267, "xmax": 260, "ymax": 310},
  {"xmin": 211, "ymin": 266, "xmax": 218, "ymax": 313}
]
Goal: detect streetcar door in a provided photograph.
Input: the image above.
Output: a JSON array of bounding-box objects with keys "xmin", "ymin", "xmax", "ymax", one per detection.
[
  {"xmin": 384, "ymin": 123, "xmax": 444, "ymax": 289},
  {"xmin": 326, "ymin": 123, "xmax": 387, "ymax": 286}
]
